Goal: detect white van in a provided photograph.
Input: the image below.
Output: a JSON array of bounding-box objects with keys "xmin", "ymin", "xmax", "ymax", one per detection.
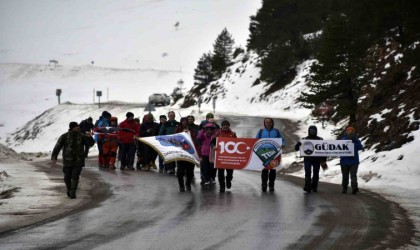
[{"xmin": 148, "ymin": 93, "xmax": 170, "ymax": 106}]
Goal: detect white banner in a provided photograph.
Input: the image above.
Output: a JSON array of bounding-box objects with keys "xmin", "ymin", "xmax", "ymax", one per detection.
[
  {"xmin": 136, "ymin": 132, "xmax": 200, "ymax": 165},
  {"xmin": 299, "ymin": 140, "xmax": 354, "ymax": 157}
]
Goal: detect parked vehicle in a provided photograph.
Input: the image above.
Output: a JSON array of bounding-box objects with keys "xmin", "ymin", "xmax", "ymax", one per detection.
[{"xmin": 149, "ymin": 93, "xmax": 170, "ymax": 106}]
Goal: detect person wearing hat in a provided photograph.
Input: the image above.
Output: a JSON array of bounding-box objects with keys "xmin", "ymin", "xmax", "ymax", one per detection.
[
  {"xmin": 214, "ymin": 119, "xmax": 237, "ymax": 192},
  {"xmin": 79, "ymin": 117, "xmax": 94, "ymax": 158},
  {"xmin": 196, "ymin": 122, "xmax": 218, "ymax": 185},
  {"xmin": 51, "ymin": 122, "xmax": 95, "ymax": 199},
  {"xmin": 295, "ymin": 125, "xmax": 327, "ymax": 193},
  {"xmin": 198, "ymin": 112, "xmax": 220, "ymax": 131},
  {"xmin": 118, "ymin": 112, "xmax": 139, "ymax": 170},
  {"xmin": 94, "ymin": 111, "xmax": 112, "ymax": 167},
  {"xmin": 98, "ymin": 117, "xmax": 120, "ymax": 169},
  {"xmin": 340, "ymin": 126, "xmax": 364, "ymax": 194}
]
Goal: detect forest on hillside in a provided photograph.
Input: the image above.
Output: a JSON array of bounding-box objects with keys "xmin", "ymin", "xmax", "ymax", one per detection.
[{"xmin": 181, "ymin": 0, "xmax": 420, "ymax": 152}]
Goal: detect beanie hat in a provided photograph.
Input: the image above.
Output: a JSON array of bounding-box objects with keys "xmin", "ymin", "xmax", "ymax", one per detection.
[
  {"xmin": 308, "ymin": 125, "xmax": 317, "ymax": 136},
  {"xmin": 221, "ymin": 120, "xmax": 230, "ymax": 126},
  {"xmin": 102, "ymin": 111, "xmax": 111, "ymax": 118},
  {"xmin": 346, "ymin": 127, "xmax": 356, "ymax": 133},
  {"xmin": 206, "ymin": 112, "xmax": 214, "ymax": 118},
  {"xmin": 87, "ymin": 117, "xmax": 93, "ymax": 122},
  {"xmin": 69, "ymin": 121, "xmax": 79, "ymax": 130},
  {"xmin": 159, "ymin": 115, "xmax": 167, "ymax": 119},
  {"xmin": 126, "ymin": 112, "xmax": 134, "ymax": 118}
]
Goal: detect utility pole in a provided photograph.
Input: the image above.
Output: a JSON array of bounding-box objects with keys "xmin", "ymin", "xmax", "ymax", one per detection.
[{"xmin": 56, "ymin": 89, "xmax": 62, "ymax": 105}]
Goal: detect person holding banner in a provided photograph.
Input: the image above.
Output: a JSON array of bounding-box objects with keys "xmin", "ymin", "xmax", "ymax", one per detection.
[
  {"xmin": 340, "ymin": 127, "xmax": 364, "ymax": 194},
  {"xmin": 214, "ymin": 120, "xmax": 237, "ymax": 192},
  {"xmin": 295, "ymin": 125, "xmax": 327, "ymax": 193},
  {"xmin": 197, "ymin": 122, "xmax": 218, "ymax": 186},
  {"xmin": 118, "ymin": 112, "xmax": 139, "ymax": 170},
  {"xmin": 139, "ymin": 113, "xmax": 159, "ymax": 170},
  {"xmin": 159, "ymin": 111, "xmax": 180, "ymax": 174},
  {"xmin": 175, "ymin": 117, "xmax": 198, "ymax": 191},
  {"xmin": 256, "ymin": 118, "xmax": 286, "ymax": 192}
]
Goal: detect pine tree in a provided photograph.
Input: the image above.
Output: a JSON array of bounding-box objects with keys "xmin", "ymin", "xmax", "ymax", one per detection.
[
  {"xmin": 212, "ymin": 28, "xmax": 235, "ymax": 77},
  {"xmin": 300, "ymin": 13, "xmax": 369, "ymax": 124},
  {"xmin": 193, "ymin": 52, "xmax": 215, "ymax": 86}
]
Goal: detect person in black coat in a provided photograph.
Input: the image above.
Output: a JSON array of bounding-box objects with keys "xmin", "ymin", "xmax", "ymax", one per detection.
[
  {"xmin": 139, "ymin": 113, "xmax": 159, "ymax": 170},
  {"xmin": 79, "ymin": 117, "xmax": 94, "ymax": 158},
  {"xmin": 295, "ymin": 125, "xmax": 327, "ymax": 193}
]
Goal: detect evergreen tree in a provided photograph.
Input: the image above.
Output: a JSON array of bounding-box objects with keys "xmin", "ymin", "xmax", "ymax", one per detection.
[
  {"xmin": 212, "ymin": 28, "xmax": 235, "ymax": 77},
  {"xmin": 193, "ymin": 52, "xmax": 215, "ymax": 86},
  {"xmin": 300, "ymin": 12, "xmax": 370, "ymax": 124},
  {"xmin": 247, "ymin": 0, "xmax": 328, "ymax": 83}
]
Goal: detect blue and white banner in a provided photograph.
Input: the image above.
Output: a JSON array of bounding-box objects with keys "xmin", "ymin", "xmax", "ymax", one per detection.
[
  {"xmin": 136, "ymin": 132, "xmax": 200, "ymax": 165},
  {"xmin": 299, "ymin": 140, "xmax": 354, "ymax": 157}
]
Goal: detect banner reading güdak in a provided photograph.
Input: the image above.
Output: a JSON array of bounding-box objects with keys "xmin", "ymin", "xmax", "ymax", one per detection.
[
  {"xmin": 299, "ymin": 139, "xmax": 354, "ymax": 157},
  {"xmin": 136, "ymin": 132, "xmax": 200, "ymax": 165},
  {"xmin": 215, "ymin": 137, "xmax": 283, "ymax": 170}
]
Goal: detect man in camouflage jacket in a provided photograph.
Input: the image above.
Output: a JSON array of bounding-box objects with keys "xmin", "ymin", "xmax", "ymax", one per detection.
[{"xmin": 51, "ymin": 122, "xmax": 95, "ymax": 199}]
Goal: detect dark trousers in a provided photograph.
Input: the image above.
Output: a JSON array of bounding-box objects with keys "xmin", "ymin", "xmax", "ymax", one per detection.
[
  {"xmin": 304, "ymin": 160, "xmax": 320, "ymax": 183},
  {"xmin": 261, "ymin": 169, "xmax": 276, "ymax": 188},
  {"xmin": 177, "ymin": 162, "xmax": 195, "ymax": 189},
  {"xmin": 159, "ymin": 156, "xmax": 165, "ymax": 171},
  {"xmin": 341, "ymin": 164, "xmax": 359, "ymax": 189},
  {"xmin": 84, "ymin": 144, "xmax": 90, "ymax": 158},
  {"xmin": 218, "ymin": 169, "xmax": 233, "ymax": 187},
  {"xmin": 97, "ymin": 141, "xmax": 103, "ymax": 166},
  {"xmin": 63, "ymin": 165, "xmax": 82, "ymax": 192},
  {"xmin": 201, "ymin": 156, "xmax": 214, "ymax": 182},
  {"xmin": 143, "ymin": 144, "xmax": 158, "ymax": 165},
  {"xmin": 120, "ymin": 143, "xmax": 136, "ymax": 168}
]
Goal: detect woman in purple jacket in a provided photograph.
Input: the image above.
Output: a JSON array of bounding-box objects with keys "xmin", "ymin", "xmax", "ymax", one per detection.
[{"xmin": 196, "ymin": 122, "xmax": 218, "ymax": 186}]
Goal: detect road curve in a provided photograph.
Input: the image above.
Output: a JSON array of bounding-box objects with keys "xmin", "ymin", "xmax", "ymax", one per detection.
[
  {"xmin": 0, "ymin": 115, "xmax": 416, "ymax": 249},
  {"xmin": 0, "ymin": 163, "xmax": 415, "ymax": 249}
]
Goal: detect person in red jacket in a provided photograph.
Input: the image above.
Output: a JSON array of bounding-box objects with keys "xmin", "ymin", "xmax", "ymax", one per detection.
[
  {"xmin": 99, "ymin": 117, "xmax": 120, "ymax": 169},
  {"xmin": 214, "ymin": 120, "xmax": 237, "ymax": 192},
  {"xmin": 118, "ymin": 112, "xmax": 139, "ymax": 170}
]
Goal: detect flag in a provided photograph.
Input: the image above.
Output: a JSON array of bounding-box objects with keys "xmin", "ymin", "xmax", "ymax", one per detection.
[
  {"xmin": 136, "ymin": 132, "xmax": 200, "ymax": 165},
  {"xmin": 215, "ymin": 137, "xmax": 283, "ymax": 170}
]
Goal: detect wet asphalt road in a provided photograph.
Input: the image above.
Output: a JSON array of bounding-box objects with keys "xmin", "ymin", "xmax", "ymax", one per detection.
[{"xmin": 0, "ymin": 116, "xmax": 415, "ymax": 249}]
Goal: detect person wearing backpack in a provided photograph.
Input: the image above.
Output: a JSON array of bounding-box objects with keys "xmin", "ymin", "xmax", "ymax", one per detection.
[{"xmin": 256, "ymin": 118, "xmax": 286, "ymax": 192}]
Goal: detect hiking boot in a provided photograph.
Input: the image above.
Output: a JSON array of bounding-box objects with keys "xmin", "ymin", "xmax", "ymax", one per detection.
[
  {"xmin": 179, "ymin": 187, "xmax": 185, "ymax": 192},
  {"xmin": 342, "ymin": 187, "xmax": 348, "ymax": 194},
  {"xmin": 226, "ymin": 180, "xmax": 232, "ymax": 189},
  {"xmin": 150, "ymin": 161, "xmax": 157, "ymax": 169},
  {"xmin": 145, "ymin": 164, "xmax": 151, "ymax": 171},
  {"xmin": 69, "ymin": 179, "xmax": 79, "ymax": 199},
  {"xmin": 186, "ymin": 185, "xmax": 191, "ymax": 191},
  {"xmin": 262, "ymin": 183, "xmax": 267, "ymax": 192},
  {"xmin": 352, "ymin": 187, "xmax": 359, "ymax": 194},
  {"xmin": 269, "ymin": 186, "xmax": 275, "ymax": 192}
]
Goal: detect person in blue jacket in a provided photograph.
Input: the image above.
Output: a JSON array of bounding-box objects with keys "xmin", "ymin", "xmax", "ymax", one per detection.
[
  {"xmin": 340, "ymin": 127, "xmax": 364, "ymax": 194},
  {"xmin": 256, "ymin": 118, "xmax": 286, "ymax": 192}
]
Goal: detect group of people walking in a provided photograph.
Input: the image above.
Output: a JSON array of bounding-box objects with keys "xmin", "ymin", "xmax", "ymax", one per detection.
[{"xmin": 51, "ymin": 110, "xmax": 363, "ymax": 199}]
